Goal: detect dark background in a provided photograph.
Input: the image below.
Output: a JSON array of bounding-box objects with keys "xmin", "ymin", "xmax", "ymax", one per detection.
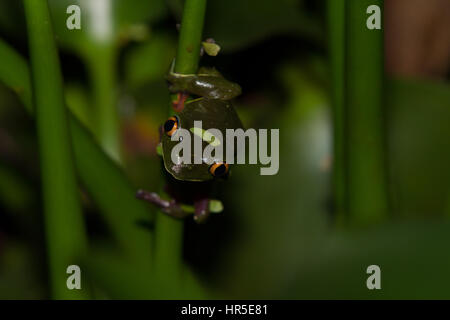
[{"xmin": 0, "ymin": 0, "xmax": 449, "ymax": 299}]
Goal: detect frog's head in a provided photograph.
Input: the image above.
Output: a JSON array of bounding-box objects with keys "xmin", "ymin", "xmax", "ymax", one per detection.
[{"xmin": 161, "ymin": 98, "xmax": 243, "ymax": 182}]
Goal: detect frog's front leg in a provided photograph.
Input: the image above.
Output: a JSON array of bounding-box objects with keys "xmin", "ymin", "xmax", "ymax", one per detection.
[
  {"xmin": 166, "ymin": 60, "xmax": 241, "ymax": 101},
  {"xmin": 136, "ymin": 189, "xmax": 191, "ymax": 219},
  {"xmin": 172, "ymin": 92, "xmax": 189, "ymax": 112}
]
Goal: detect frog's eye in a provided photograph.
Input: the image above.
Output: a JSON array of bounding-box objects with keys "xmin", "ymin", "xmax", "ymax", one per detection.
[
  {"xmin": 164, "ymin": 116, "xmax": 179, "ymax": 137},
  {"xmin": 209, "ymin": 162, "xmax": 229, "ymax": 177}
]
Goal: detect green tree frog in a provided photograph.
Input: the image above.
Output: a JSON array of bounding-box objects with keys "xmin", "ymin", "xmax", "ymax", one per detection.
[{"xmin": 136, "ymin": 62, "xmax": 243, "ymax": 223}]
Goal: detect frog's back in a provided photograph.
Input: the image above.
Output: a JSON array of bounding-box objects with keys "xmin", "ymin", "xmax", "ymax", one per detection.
[
  {"xmin": 180, "ymin": 98, "xmax": 243, "ymax": 132},
  {"xmin": 161, "ymin": 98, "xmax": 243, "ymax": 182}
]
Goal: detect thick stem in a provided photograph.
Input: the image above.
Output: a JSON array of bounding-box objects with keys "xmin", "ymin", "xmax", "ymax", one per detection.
[
  {"xmin": 345, "ymin": 0, "xmax": 389, "ymax": 224},
  {"xmin": 174, "ymin": 0, "xmax": 207, "ymax": 75},
  {"xmin": 23, "ymin": 0, "xmax": 89, "ymax": 299},
  {"xmin": 153, "ymin": 0, "xmax": 207, "ymax": 290},
  {"xmin": 86, "ymin": 44, "xmax": 122, "ymax": 163},
  {"xmin": 326, "ymin": 0, "xmax": 346, "ymax": 225}
]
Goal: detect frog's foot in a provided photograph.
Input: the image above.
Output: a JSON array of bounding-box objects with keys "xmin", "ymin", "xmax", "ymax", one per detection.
[
  {"xmin": 136, "ymin": 189, "xmax": 191, "ymax": 219},
  {"xmin": 172, "ymin": 92, "xmax": 189, "ymax": 112},
  {"xmin": 193, "ymin": 198, "xmax": 211, "ymax": 224}
]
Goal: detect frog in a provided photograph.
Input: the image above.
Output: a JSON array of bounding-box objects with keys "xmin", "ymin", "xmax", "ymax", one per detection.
[{"xmin": 136, "ymin": 61, "xmax": 243, "ymax": 223}]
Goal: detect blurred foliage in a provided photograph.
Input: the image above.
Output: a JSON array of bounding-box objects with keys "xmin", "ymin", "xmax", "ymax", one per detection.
[
  {"xmin": 0, "ymin": 0, "xmax": 449, "ymax": 299},
  {"xmin": 47, "ymin": 0, "xmax": 168, "ymax": 51},
  {"xmin": 204, "ymin": 0, "xmax": 323, "ymax": 52},
  {"xmin": 387, "ymin": 78, "xmax": 450, "ymax": 218}
]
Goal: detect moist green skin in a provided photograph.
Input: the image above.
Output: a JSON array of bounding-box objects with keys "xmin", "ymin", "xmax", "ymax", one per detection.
[
  {"xmin": 136, "ymin": 66, "xmax": 242, "ymax": 223},
  {"xmin": 167, "ymin": 65, "xmax": 242, "ymax": 100},
  {"xmin": 162, "ymin": 98, "xmax": 243, "ymax": 181},
  {"xmin": 162, "ymin": 67, "xmax": 243, "ymax": 182}
]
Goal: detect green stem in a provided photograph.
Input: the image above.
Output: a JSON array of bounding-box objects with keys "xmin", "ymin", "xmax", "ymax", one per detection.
[
  {"xmin": 85, "ymin": 45, "xmax": 122, "ymax": 163},
  {"xmin": 153, "ymin": 0, "xmax": 207, "ymax": 291},
  {"xmin": 23, "ymin": 0, "xmax": 89, "ymax": 299},
  {"xmin": 0, "ymin": 38, "xmax": 153, "ymax": 269},
  {"xmin": 174, "ymin": 0, "xmax": 207, "ymax": 75},
  {"xmin": 326, "ymin": 0, "xmax": 346, "ymax": 225},
  {"xmin": 345, "ymin": 0, "xmax": 389, "ymax": 224}
]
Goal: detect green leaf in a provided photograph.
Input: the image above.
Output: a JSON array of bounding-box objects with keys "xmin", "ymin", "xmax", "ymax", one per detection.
[
  {"xmin": 0, "ymin": 38, "xmax": 154, "ymax": 265},
  {"xmin": 202, "ymin": 41, "xmax": 221, "ymax": 56}
]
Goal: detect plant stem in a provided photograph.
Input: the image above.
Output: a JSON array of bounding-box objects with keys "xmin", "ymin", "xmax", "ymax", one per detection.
[
  {"xmin": 345, "ymin": 0, "xmax": 389, "ymax": 224},
  {"xmin": 23, "ymin": 0, "xmax": 89, "ymax": 299},
  {"xmin": 153, "ymin": 0, "xmax": 207, "ymax": 290},
  {"xmin": 326, "ymin": 0, "xmax": 346, "ymax": 225},
  {"xmin": 85, "ymin": 44, "xmax": 122, "ymax": 163},
  {"xmin": 0, "ymin": 39, "xmax": 153, "ymax": 269},
  {"xmin": 174, "ymin": 0, "xmax": 207, "ymax": 74}
]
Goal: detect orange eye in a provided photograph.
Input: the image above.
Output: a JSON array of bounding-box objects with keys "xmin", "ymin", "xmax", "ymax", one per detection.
[
  {"xmin": 164, "ymin": 116, "xmax": 179, "ymax": 136},
  {"xmin": 209, "ymin": 162, "xmax": 229, "ymax": 177}
]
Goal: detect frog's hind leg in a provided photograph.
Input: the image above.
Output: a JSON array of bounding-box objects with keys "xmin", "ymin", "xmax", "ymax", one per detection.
[
  {"xmin": 193, "ymin": 198, "xmax": 210, "ymax": 224},
  {"xmin": 136, "ymin": 189, "xmax": 191, "ymax": 219}
]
